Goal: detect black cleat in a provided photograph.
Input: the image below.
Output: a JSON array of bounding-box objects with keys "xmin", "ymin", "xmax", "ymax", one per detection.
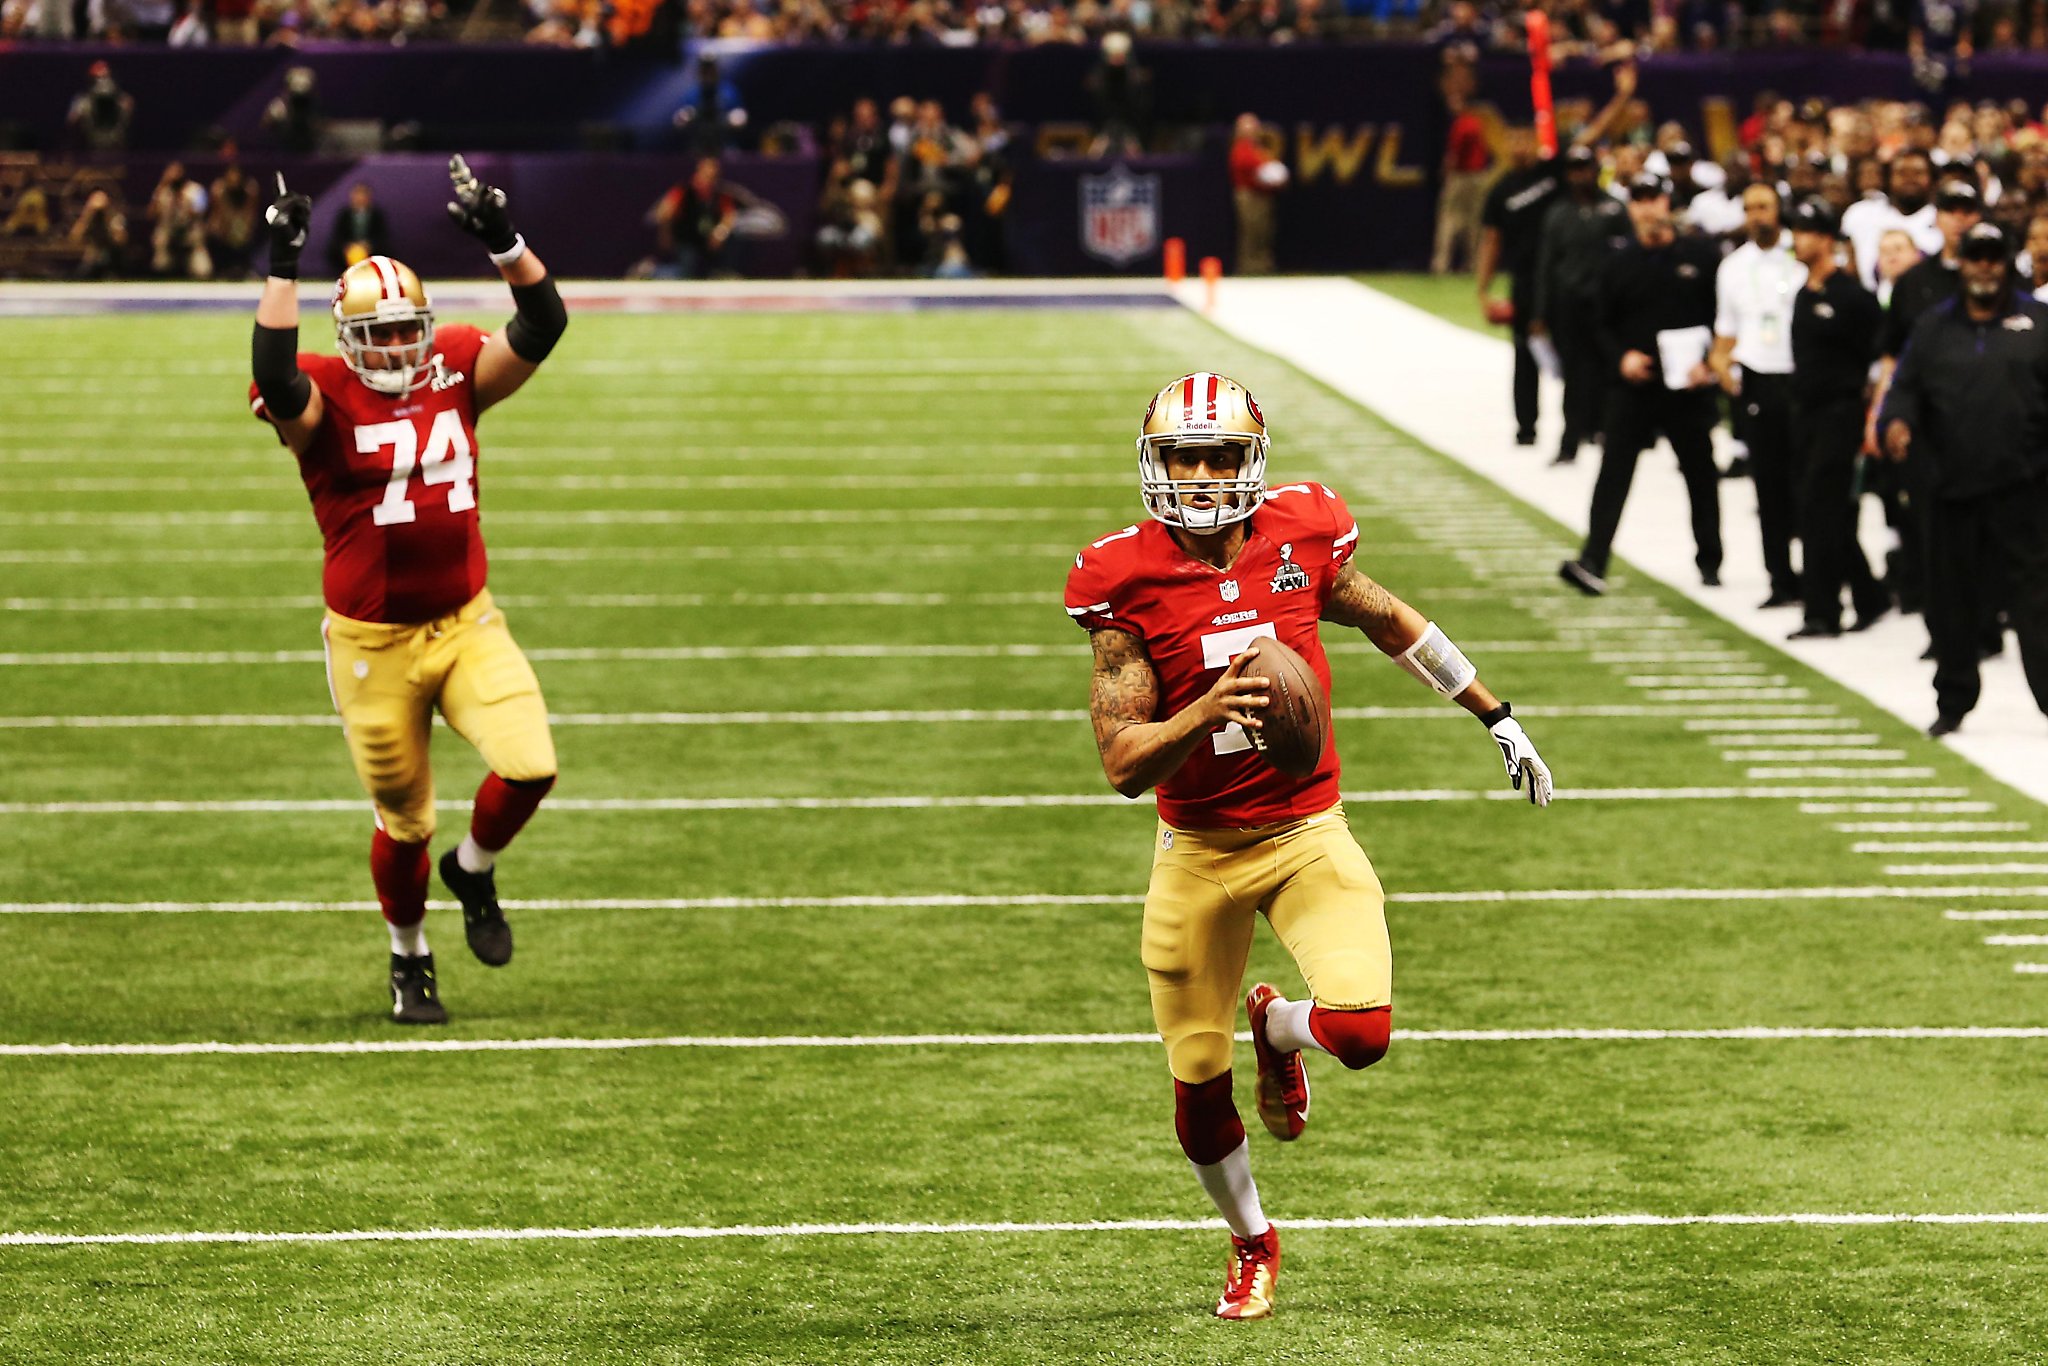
[
  {"xmin": 1515, "ymin": 428, "xmax": 1538, "ymax": 447},
  {"xmin": 1848, "ymin": 602, "xmax": 1891, "ymax": 633},
  {"xmin": 1700, "ymin": 568, "xmax": 1722, "ymax": 588},
  {"xmin": 390, "ymin": 952, "xmax": 447, "ymax": 1025},
  {"xmin": 1759, "ymin": 589, "xmax": 1801, "ymax": 609},
  {"xmin": 1558, "ymin": 560, "xmax": 1608, "ymax": 596},
  {"xmin": 1787, "ymin": 622, "xmax": 1841, "ymax": 640},
  {"xmin": 1928, "ymin": 714, "xmax": 1964, "ymax": 739},
  {"xmin": 440, "ymin": 849, "xmax": 513, "ymax": 967}
]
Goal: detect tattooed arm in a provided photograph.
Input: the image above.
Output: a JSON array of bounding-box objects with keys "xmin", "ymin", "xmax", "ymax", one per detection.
[
  {"xmin": 1088, "ymin": 627, "xmax": 1272, "ymax": 798},
  {"xmin": 1320, "ymin": 562, "xmax": 1505, "ymax": 721}
]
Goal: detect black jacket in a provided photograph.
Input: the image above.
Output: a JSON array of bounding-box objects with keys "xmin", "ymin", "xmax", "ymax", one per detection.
[
  {"xmin": 1595, "ymin": 232, "xmax": 1723, "ymax": 385},
  {"xmin": 1533, "ymin": 192, "xmax": 1629, "ymax": 322},
  {"xmin": 1884, "ymin": 293, "xmax": 2048, "ymax": 500},
  {"xmin": 1791, "ymin": 270, "xmax": 1883, "ymax": 405},
  {"xmin": 1880, "ymin": 254, "xmax": 1960, "ymax": 359}
]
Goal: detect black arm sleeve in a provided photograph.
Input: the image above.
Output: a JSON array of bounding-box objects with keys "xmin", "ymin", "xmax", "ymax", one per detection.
[
  {"xmin": 504, "ymin": 276, "xmax": 568, "ymax": 364},
  {"xmin": 252, "ymin": 322, "xmax": 312, "ymax": 422}
]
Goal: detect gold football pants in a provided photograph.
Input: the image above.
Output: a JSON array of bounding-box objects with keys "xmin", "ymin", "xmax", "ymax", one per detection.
[
  {"xmin": 1142, "ymin": 803, "xmax": 1391, "ymax": 1084},
  {"xmin": 320, "ymin": 588, "xmax": 557, "ymax": 844}
]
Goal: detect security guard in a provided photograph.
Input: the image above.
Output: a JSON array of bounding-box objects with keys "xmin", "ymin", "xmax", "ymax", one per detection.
[
  {"xmin": 1532, "ymin": 145, "xmax": 1630, "ymax": 466},
  {"xmin": 1709, "ymin": 181, "xmax": 1807, "ymax": 608},
  {"xmin": 1786, "ymin": 198, "xmax": 1890, "ymax": 638},
  {"xmin": 1560, "ymin": 174, "xmax": 1724, "ymax": 596},
  {"xmin": 1881, "ymin": 221, "xmax": 2048, "ymax": 735}
]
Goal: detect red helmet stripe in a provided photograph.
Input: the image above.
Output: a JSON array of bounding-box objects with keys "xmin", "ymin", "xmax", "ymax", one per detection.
[
  {"xmin": 1205, "ymin": 373, "xmax": 1219, "ymax": 420},
  {"xmin": 1181, "ymin": 375, "xmax": 1195, "ymax": 421}
]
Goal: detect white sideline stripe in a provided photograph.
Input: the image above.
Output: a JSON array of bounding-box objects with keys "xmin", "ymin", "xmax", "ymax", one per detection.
[
  {"xmin": 1724, "ymin": 750, "xmax": 1904, "ymax": 762},
  {"xmin": 1746, "ymin": 767, "xmax": 1937, "ymax": 780},
  {"xmin": 1, "ymin": 1026, "xmax": 2043, "ymax": 1060},
  {"xmin": 1714, "ymin": 735, "xmax": 1881, "ymax": 747},
  {"xmin": 1803, "ymin": 802, "xmax": 1995, "ymax": 814},
  {"xmin": 1985, "ymin": 935, "xmax": 2048, "ymax": 946},
  {"xmin": 7, "ymin": 883, "xmax": 2046, "ymax": 915},
  {"xmin": 1835, "ymin": 823, "xmax": 2028, "ymax": 834},
  {"xmin": 5, "ymin": 1210, "xmax": 2045, "ymax": 1248},
  {"xmin": 1857, "ymin": 842, "xmax": 2048, "ymax": 854},
  {"xmin": 1946, "ymin": 910, "xmax": 2048, "ymax": 920},
  {"xmin": 1888, "ymin": 863, "xmax": 2048, "ymax": 875},
  {"xmin": 0, "ymin": 788, "xmax": 1975, "ymax": 816},
  {"xmin": 1688, "ymin": 718, "xmax": 1861, "ymax": 731}
]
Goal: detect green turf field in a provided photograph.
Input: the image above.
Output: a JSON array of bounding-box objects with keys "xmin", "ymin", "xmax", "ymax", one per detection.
[{"xmin": 3, "ymin": 296, "xmax": 2047, "ymax": 1363}]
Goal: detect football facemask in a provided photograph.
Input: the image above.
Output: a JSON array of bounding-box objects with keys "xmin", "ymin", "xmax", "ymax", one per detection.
[
  {"xmin": 1136, "ymin": 372, "xmax": 1270, "ymax": 532},
  {"xmin": 333, "ymin": 255, "xmax": 436, "ymax": 395}
]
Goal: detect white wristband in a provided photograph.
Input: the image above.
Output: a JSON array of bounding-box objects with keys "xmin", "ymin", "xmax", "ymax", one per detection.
[
  {"xmin": 487, "ymin": 234, "xmax": 528, "ymax": 267},
  {"xmin": 1394, "ymin": 621, "xmax": 1477, "ymax": 697}
]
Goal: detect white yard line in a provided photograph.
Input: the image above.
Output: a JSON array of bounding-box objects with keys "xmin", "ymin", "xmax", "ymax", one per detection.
[
  {"xmin": 6, "ymin": 883, "xmax": 2046, "ymax": 915},
  {"xmin": 1945, "ymin": 910, "xmax": 2048, "ymax": 920},
  {"xmin": 1801, "ymin": 802, "xmax": 1995, "ymax": 814},
  {"xmin": 1745, "ymin": 767, "xmax": 1936, "ymax": 780},
  {"xmin": 1723, "ymin": 750, "xmax": 1904, "ymax": 762},
  {"xmin": 1834, "ymin": 822, "xmax": 2028, "ymax": 834},
  {"xmin": 1856, "ymin": 842, "xmax": 2048, "ymax": 854},
  {"xmin": 1192, "ymin": 278, "xmax": 2048, "ymax": 806},
  {"xmin": 0, "ymin": 1026, "xmax": 2040, "ymax": 1061},
  {"xmin": 4, "ymin": 1209, "xmax": 2045, "ymax": 1249},
  {"xmin": 1887, "ymin": 863, "xmax": 2048, "ymax": 875},
  {"xmin": 1984, "ymin": 935, "xmax": 2048, "ymax": 945},
  {"xmin": 0, "ymin": 507, "xmax": 1122, "ymax": 528},
  {"xmin": 2014, "ymin": 964, "xmax": 2048, "ymax": 974},
  {"xmin": 0, "ymin": 592, "xmax": 1051, "ymax": 613},
  {"xmin": 0, "ymin": 787, "xmax": 1975, "ymax": 817}
]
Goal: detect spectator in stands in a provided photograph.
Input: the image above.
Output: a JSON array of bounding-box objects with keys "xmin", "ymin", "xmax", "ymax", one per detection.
[
  {"xmin": 895, "ymin": 99, "xmax": 960, "ymax": 268},
  {"xmin": 68, "ymin": 189, "xmax": 127, "ymax": 278},
  {"xmin": 207, "ymin": 161, "xmax": 261, "ymax": 278},
  {"xmin": 1229, "ymin": 112, "xmax": 1283, "ymax": 276},
  {"xmin": 816, "ymin": 162, "xmax": 883, "ymax": 277},
  {"xmin": 672, "ymin": 54, "xmax": 748, "ymax": 155},
  {"xmin": 147, "ymin": 162, "xmax": 212, "ymax": 278},
  {"xmin": 214, "ymin": 0, "xmax": 258, "ymax": 42},
  {"xmin": 656, "ymin": 156, "xmax": 737, "ymax": 278},
  {"xmin": 1843, "ymin": 146, "xmax": 1939, "ymax": 285},
  {"xmin": 1432, "ymin": 59, "xmax": 1491, "ymax": 275},
  {"xmin": 2027, "ymin": 213, "xmax": 2048, "ymax": 298},
  {"xmin": 1086, "ymin": 31, "xmax": 1151, "ymax": 158},
  {"xmin": 838, "ymin": 97, "xmax": 895, "ymax": 188},
  {"xmin": 262, "ymin": 66, "xmax": 321, "ymax": 154},
  {"xmin": 65, "ymin": 62, "xmax": 134, "ymax": 152},
  {"xmin": 1875, "ymin": 226, "xmax": 1923, "ymax": 306},
  {"xmin": 958, "ymin": 133, "xmax": 1014, "ymax": 274},
  {"xmin": 327, "ymin": 182, "xmax": 391, "ymax": 274}
]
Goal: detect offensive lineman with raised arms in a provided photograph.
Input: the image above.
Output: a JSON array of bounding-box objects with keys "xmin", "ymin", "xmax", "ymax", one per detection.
[
  {"xmin": 249, "ymin": 159, "xmax": 568, "ymax": 1023},
  {"xmin": 1066, "ymin": 373, "xmax": 1554, "ymax": 1320}
]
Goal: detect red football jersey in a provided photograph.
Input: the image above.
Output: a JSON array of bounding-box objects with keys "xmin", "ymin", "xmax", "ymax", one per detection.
[
  {"xmin": 1066, "ymin": 482, "xmax": 1361, "ymax": 829},
  {"xmin": 250, "ymin": 323, "xmax": 491, "ymax": 624}
]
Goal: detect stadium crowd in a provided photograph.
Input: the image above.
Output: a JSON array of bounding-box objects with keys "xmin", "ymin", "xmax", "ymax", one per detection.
[
  {"xmin": 1463, "ymin": 62, "xmax": 2048, "ymax": 734},
  {"xmin": 10, "ymin": 0, "xmax": 2048, "ymax": 50}
]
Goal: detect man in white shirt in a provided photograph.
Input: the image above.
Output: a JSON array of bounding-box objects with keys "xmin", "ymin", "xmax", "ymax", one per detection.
[
  {"xmin": 1841, "ymin": 149, "xmax": 1942, "ymax": 288},
  {"xmin": 1711, "ymin": 182, "xmax": 1809, "ymax": 606}
]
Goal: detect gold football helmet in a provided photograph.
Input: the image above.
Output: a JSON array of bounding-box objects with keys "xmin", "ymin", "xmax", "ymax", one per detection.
[
  {"xmin": 332, "ymin": 255, "xmax": 436, "ymax": 395},
  {"xmin": 1137, "ymin": 371, "xmax": 1270, "ymax": 531}
]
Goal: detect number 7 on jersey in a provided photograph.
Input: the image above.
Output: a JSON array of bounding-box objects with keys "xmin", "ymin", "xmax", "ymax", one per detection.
[{"xmin": 361, "ymin": 409, "xmax": 476, "ymax": 526}]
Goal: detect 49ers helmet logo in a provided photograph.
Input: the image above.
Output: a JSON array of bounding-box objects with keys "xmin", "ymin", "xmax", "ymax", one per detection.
[{"xmin": 1245, "ymin": 392, "xmax": 1264, "ymax": 427}]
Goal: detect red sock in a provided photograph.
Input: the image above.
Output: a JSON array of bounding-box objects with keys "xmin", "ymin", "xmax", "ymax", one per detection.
[
  {"xmin": 470, "ymin": 773, "xmax": 554, "ymax": 853},
  {"xmin": 1307, "ymin": 1004, "xmax": 1392, "ymax": 1071},
  {"xmin": 370, "ymin": 828, "xmax": 430, "ymax": 927},
  {"xmin": 1173, "ymin": 1072, "xmax": 1247, "ymax": 1165}
]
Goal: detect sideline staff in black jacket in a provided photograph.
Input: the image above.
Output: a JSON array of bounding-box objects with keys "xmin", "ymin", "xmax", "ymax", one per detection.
[
  {"xmin": 1882, "ymin": 221, "xmax": 2048, "ymax": 735},
  {"xmin": 1561, "ymin": 175, "xmax": 1724, "ymax": 596}
]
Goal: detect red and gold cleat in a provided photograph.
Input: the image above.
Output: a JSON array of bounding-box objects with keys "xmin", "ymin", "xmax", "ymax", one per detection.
[
  {"xmin": 1245, "ymin": 983, "xmax": 1309, "ymax": 1141},
  {"xmin": 1214, "ymin": 1224, "xmax": 1281, "ymax": 1320}
]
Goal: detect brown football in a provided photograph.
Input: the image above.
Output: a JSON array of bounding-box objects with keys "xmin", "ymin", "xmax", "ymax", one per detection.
[{"xmin": 1244, "ymin": 636, "xmax": 1329, "ymax": 778}]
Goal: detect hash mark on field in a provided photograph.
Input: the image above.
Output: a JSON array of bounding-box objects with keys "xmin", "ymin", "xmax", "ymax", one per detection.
[{"xmin": 4, "ymin": 1210, "xmax": 2047, "ymax": 1250}]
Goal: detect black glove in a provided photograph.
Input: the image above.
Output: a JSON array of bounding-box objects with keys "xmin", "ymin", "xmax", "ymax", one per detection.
[
  {"xmin": 264, "ymin": 172, "xmax": 313, "ymax": 279},
  {"xmin": 446, "ymin": 153, "xmax": 519, "ymax": 256}
]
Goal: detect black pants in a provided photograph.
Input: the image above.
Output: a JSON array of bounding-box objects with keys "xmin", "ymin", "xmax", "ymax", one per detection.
[
  {"xmin": 1793, "ymin": 395, "xmax": 1884, "ymax": 630},
  {"xmin": 1510, "ymin": 276, "xmax": 1539, "ymax": 439},
  {"xmin": 1740, "ymin": 372, "xmax": 1799, "ymax": 597},
  {"xmin": 1579, "ymin": 384, "xmax": 1723, "ymax": 578},
  {"xmin": 1551, "ymin": 294, "xmax": 1606, "ymax": 463},
  {"xmin": 1928, "ymin": 479, "xmax": 2048, "ymax": 720}
]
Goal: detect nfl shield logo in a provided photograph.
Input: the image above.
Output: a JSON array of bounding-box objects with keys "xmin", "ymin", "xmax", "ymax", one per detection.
[
  {"xmin": 1220, "ymin": 579, "xmax": 1241, "ymax": 602},
  {"xmin": 1080, "ymin": 165, "xmax": 1161, "ymax": 267}
]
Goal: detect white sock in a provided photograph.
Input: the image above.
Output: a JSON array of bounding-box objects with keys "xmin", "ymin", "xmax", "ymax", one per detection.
[
  {"xmin": 456, "ymin": 833, "xmax": 496, "ymax": 875},
  {"xmin": 1191, "ymin": 1138, "xmax": 1269, "ymax": 1240},
  {"xmin": 1265, "ymin": 996, "xmax": 1330, "ymax": 1056},
  {"xmin": 388, "ymin": 919, "xmax": 428, "ymax": 957}
]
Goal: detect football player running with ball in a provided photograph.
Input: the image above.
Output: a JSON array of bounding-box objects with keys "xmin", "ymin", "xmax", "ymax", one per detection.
[
  {"xmin": 1065, "ymin": 374, "xmax": 1553, "ymax": 1320},
  {"xmin": 248, "ymin": 158, "xmax": 568, "ymax": 1024}
]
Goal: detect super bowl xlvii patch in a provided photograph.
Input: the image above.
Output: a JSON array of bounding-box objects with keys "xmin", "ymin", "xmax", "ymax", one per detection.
[{"xmin": 1269, "ymin": 543, "xmax": 1310, "ymax": 594}]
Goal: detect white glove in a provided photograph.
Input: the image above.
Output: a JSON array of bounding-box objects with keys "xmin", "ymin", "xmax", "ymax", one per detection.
[{"xmin": 1488, "ymin": 715, "xmax": 1553, "ymax": 807}]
